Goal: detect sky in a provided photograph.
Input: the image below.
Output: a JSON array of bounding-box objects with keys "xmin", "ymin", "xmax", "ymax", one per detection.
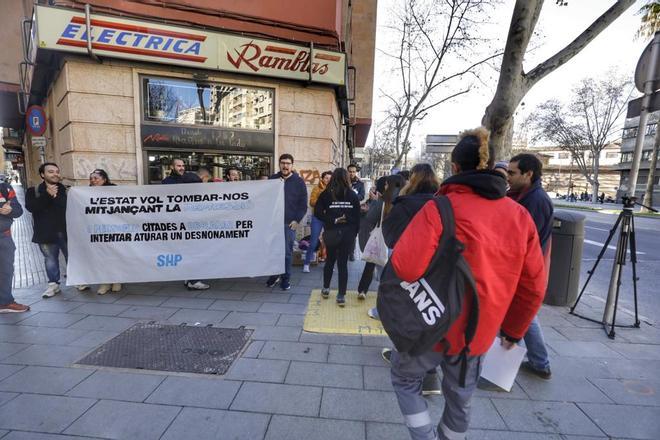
[{"xmin": 370, "ymin": 0, "xmax": 650, "ymax": 154}]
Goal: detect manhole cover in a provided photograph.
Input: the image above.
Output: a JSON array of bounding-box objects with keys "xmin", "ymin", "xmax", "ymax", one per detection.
[{"xmin": 76, "ymin": 323, "xmax": 252, "ymax": 375}]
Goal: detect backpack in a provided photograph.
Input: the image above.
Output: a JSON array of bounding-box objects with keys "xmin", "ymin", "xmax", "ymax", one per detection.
[{"xmin": 376, "ymin": 196, "xmax": 479, "ymax": 386}]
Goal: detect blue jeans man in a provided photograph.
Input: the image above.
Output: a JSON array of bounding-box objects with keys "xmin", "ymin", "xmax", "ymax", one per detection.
[
  {"xmin": 303, "ymin": 215, "xmax": 323, "ymax": 268},
  {"xmin": 39, "ymin": 232, "xmax": 68, "ymax": 298},
  {"xmin": 523, "ymin": 315, "xmax": 551, "ymax": 374},
  {"xmin": 266, "ymin": 226, "xmax": 296, "ymax": 290}
]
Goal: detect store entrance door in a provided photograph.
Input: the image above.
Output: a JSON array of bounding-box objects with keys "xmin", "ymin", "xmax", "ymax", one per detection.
[{"xmin": 146, "ymin": 151, "xmax": 272, "ymax": 184}]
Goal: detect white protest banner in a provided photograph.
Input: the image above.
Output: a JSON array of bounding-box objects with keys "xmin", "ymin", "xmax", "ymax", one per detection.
[{"xmin": 65, "ymin": 180, "xmax": 284, "ymax": 285}]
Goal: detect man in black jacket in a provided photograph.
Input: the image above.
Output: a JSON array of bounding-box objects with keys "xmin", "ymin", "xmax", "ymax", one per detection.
[
  {"xmin": 25, "ymin": 163, "xmax": 68, "ymax": 298},
  {"xmin": 0, "ymin": 181, "xmax": 29, "ymax": 312}
]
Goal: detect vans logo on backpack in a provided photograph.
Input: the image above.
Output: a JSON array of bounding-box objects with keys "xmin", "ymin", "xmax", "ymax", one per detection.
[{"xmin": 400, "ymin": 279, "xmax": 446, "ymax": 325}]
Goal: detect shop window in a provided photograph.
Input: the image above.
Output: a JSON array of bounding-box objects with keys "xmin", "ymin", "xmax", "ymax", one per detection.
[
  {"xmin": 142, "ymin": 77, "xmax": 273, "ymax": 131},
  {"xmin": 557, "ymin": 152, "xmax": 569, "ymax": 159},
  {"xmin": 605, "ymin": 152, "xmax": 619, "ymax": 159}
]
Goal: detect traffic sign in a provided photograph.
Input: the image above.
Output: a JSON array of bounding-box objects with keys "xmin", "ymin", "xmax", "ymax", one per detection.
[
  {"xmin": 25, "ymin": 105, "xmax": 47, "ymax": 136},
  {"xmin": 635, "ymin": 39, "xmax": 660, "ymax": 94},
  {"xmin": 31, "ymin": 136, "xmax": 47, "ymax": 148}
]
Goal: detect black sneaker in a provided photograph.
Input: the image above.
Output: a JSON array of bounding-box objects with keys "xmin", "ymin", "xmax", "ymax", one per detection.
[
  {"xmin": 336, "ymin": 295, "xmax": 346, "ymax": 307},
  {"xmin": 280, "ymin": 279, "xmax": 291, "ymax": 290},
  {"xmin": 520, "ymin": 361, "xmax": 552, "ymax": 380},
  {"xmin": 381, "ymin": 348, "xmax": 392, "ymax": 365},
  {"xmin": 422, "ymin": 373, "xmax": 442, "ymax": 396},
  {"xmin": 321, "ymin": 288, "xmax": 330, "ymax": 299},
  {"xmin": 266, "ymin": 276, "xmax": 280, "ymax": 288}
]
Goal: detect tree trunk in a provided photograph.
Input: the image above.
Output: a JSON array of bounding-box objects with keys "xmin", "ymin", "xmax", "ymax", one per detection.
[
  {"xmin": 592, "ymin": 155, "xmax": 600, "ymax": 204},
  {"xmin": 641, "ymin": 121, "xmax": 660, "ymax": 212}
]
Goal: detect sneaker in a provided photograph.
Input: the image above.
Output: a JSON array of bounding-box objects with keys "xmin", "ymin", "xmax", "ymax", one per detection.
[
  {"xmin": 280, "ymin": 279, "xmax": 291, "ymax": 290},
  {"xmin": 186, "ymin": 281, "xmax": 210, "ymax": 290},
  {"xmin": 302, "ymin": 265, "xmax": 310, "ymax": 273},
  {"xmin": 321, "ymin": 288, "xmax": 330, "ymax": 299},
  {"xmin": 76, "ymin": 285, "xmax": 90, "ymax": 291},
  {"xmin": 520, "ymin": 361, "xmax": 552, "ymax": 380},
  {"xmin": 367, "ymin": 307, "xmax": 380, "ymax": 320},
  {"xmin": 266, "ymin": 276, "xmax": 280, "ymax": 288},
  {"xmin": 97, "ymin": 284, "xmax": 111, "ymax": 295},
  {"xmin": 422, "ymin": 373, "xmax": 442, "ymax": 396},
  {"xmin": 381, "ymin": 348, "xmax": 392, "ymax": 365},
  {"xmin": 42, "ymin": 282, "xmax": 60, "ymax": 299},
  {"xmin": 0, "ymin": 302, "xmax": 30, "ymax": 313},
  {"xmin": 111, "ymin": 283, "xmax": 122, "ymax": 292},
  {"xmin": 336, "ymin": 295, "xmax": 346, "ymax": 307},
  {"xmin": 357, "ymin": 292, "xmax": 366, "ymax": 300}
]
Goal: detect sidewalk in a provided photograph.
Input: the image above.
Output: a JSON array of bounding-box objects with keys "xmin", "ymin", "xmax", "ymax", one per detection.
[{"xmin": 1, "ymin": 193, "xmax": 659, "ymax": 439}]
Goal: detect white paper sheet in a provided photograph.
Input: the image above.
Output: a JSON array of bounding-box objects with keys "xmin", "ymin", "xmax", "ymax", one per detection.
[{"xmin": 479, "ymin": 338, "xmax": 527, "ymax": 392}]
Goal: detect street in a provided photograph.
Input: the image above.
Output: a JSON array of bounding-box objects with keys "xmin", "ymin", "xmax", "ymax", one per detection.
[{"xmin": 559, "ymin": 207, "xmax": 660, "ymax": 326}]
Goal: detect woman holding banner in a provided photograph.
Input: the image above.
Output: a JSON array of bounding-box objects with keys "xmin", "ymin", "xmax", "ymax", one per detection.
[
  {"xmin": 76, "ymin": 169, "xmax": 123, "ymax": 295},
  {"xmin": 314, "ymin": 168, "xmax": 360, "ymax": 307}
]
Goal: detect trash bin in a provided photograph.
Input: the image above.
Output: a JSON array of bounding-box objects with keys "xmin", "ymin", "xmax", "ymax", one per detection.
[{"xmin": 545, "ymin": 210, "xmax": 586, "ymax": 306}]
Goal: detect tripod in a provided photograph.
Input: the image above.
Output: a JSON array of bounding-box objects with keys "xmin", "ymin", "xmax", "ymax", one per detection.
[{"xmin": 569, "ymin": 197, "xmax": 653, "ymax": 339}]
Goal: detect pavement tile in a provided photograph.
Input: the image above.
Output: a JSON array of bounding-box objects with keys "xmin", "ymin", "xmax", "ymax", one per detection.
[
  {"xmin": 142, "ymin": 285, "xmax": 193, "ymax": 297},
  {"xmin": 159, "ymin": 296, "xmax": 214, "ymax": 309},
  {"xmin": 259, "ymin": 341, "xmax": 328, "ymax": 362},
  {"xmin": 146, "ymin": 375, "xmax": 241, "ymax": 409},
  {"xmin": 300, "ymin": 332, "xmax": 363, "ymax": 346},
  {"xmin": 221, "ymin": 311, "xmax": 280, "ymax": 327},
  {"xmin": 117, "ymin": 305, "xmax": 178, "ymax": 320},
  {"xmin": 63, "ymin": 291, "xmax": 122, "ymax": 303},
  {"xmin": 231, "ymin": 382, "xmax": 322, "ymax": 416},
  {"xmin": 473, "ymin": 381, "xmax": 530, "ymax": 400},
  {"xmin": 0, "ymin": 392, "xmax": 17, "ymax": 406},
  {"xmin": 66, "ymin": 330, "xmax": 119, "ymax": 348},
  {"xmin": 242, "ymin": 293, "xmax": 292, "ymax": 303},
  {"xmin": 545, "ymin": 341, "xmax": 624, "ymax": 359},
  {"xmin": 68, "ymin": 303, "xmax": 130, "ymax": 316},
  {"xmin": 608, "ymin": 343, "xmax": 660, "ymax": 360},
  {"xmin": 276, "ymin": 314, "xmax": 305, "ymax": 327},
  {"xmin": 0, "ymin": 343, "xmax": 30, "ymax": 361},
  {"xmin": 461, "ymin": 398, "xmax": 508, "ymax": 430},
  {"xmin": 491, "ymin": 399, "xmax": 603, "ymax": 436},
  {"xmin": 554, "ymin": 326, "xmax": 634, "ymax": 343},
  {"xmin": 578, "ymin": 403, "xmax": 660, "ymax": 439},
  {"xmin": 196, "ymin": 291, "xmax": 247, "ymax": 301},
  {"xmin": 361, "ymin": 335, "xmax": 395, "ymax": 348},
  {"xmin": 0, "ymin": 311, "xmax": 37, "ymax": 325},
  {"xmin": 258, "ymin": 302, "xmax": 307, "ymax": 315},
  {"xmin": 64, "ymin": 400, "xmax": 181, "ymax": 440},
  {"xmin": 320, "ymin": 388, "xmax": 401, "ymax": 422},
  {"xmin": 550, "ymin": 357, "xmax": 660, "ymax": 381},
  {"xmin": 242, "ymin": 340, "xmax": 265, "ymax": 358},
  {"xmin": 285, "ymin": 361, "xmax": 363, "ymax": 389},
  {"xmin": 14, "ymin": 312, "xmax": 87, "ymax": 328},
  {"xmin": 160, "ymin": 407, "xmax": 269, "ymax": 440},
  {"xmin": 363, "ymin": 366, "xmax": 392, "ymax": 391},
  {"xmin": 165, "ymin": 308, "xmax": 229, "ymax": 324},
  {"xmin": 225, "ymin": 357, "xmax": 290, "ymax": 383},
  {"xmin": 289, "ymin": 294, "xmax": 311, "ymax": 304},
  {"xmin": 464, "ymin": 430, "xmax": 562, "ymax": 439},
  {"xmin": 515, "ymin": 374, "xmax": 612, "ymax": 403},
  {"xmin": 0, "ymin": 431, "xmax": 102, "ymax": 440},
  {"xmin": 207, "ymin": 299, "xmax": 261, "ymax": 312},
  {"xmin": 328, "ymin": 345, "xmax": 385, "ymax": 366},
  {"xmin": 589, "ymin": 378, "xmax": 660, "ymax": 406},
  {"xmin": 366, "ymin": 422, "xmax": 412, "ymax": 440},
  {"xmin": 0, "ymin": 365, "xmax": 24, "ymax": 382},
  {"xmin": 67, "ymin": 370, "xmax": 165, "ymax": 402},
  {"xmin": 25, "ymin": 300, "xmax": 83, "ymax": 313},
  {"xmin": 2, "ymin": 344, "xmax": 90, "ymax": 368},
  {"xmin": 266, "ymin": 415, "xmax": 365, "ymax": 440},
  {"xmin": 113, "ymin": 294, "xmax": 169, "ymax": 306},
  {"xmin": 613, "ymin": 325, "xmax": 660, "ymax": 344},
  {"xmin": 251, "ymin": 326, "xmax": 302, "ymax": 341},
  {"xmin": 68, "ymin": 315, "xmax": 138, "ymax": 332},
  {"xmin": 0, "ymin": 366, "xmax": 92, "ymax": 395},
  {"xmin": 0, "ymin": 394, "xmax": 96, "ymax": 433},
  {"xmin": 0, "ymin": 325, "xmax": 88, "ymax": 345}
]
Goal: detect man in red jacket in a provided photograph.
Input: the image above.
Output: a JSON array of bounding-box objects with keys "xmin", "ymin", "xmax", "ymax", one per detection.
[{"xmin": 389, "ymin": 127, "xmax": 547, "ymax": 440}]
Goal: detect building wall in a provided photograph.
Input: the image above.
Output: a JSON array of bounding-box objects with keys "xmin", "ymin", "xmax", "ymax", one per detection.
[{"xmin": 42, "ymin": 58, "xmax": 341, "ymax": 187}]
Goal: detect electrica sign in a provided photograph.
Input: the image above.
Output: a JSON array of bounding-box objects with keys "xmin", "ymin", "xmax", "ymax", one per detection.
[{"xmin": 25, "ymin": 106, "xmax": 47, "ymax": 136}]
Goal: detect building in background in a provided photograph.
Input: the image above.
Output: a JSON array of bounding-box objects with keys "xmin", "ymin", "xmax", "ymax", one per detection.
[
  {"xmin": 0, "ymin": 0, "xmax": 377, "ymax": 186},
  {"xmin": 423, "ymin": 134, "xmax": 457, "ymax": 180},
  {"xmin": 615, "ymin": 110, "xmax": 659, "ymax": 204}
]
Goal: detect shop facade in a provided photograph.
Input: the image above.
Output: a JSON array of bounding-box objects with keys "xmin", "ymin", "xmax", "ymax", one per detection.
[{"xmin": 19, "ymin": 2, "xmax": 375, "ymax": 187}]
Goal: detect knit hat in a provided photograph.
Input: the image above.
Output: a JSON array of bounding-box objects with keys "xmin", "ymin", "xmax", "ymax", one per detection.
[{"xmin": 493, "ymin": 161, "xmax": 508, "ymax": 171}]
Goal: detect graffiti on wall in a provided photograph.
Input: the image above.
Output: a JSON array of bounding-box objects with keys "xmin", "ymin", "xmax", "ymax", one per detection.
[{"xmin": 298, "ymin": 169, "xmax": 321, "ymax": 185}]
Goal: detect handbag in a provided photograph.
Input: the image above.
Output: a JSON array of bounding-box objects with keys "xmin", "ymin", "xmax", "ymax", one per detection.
[{"xmin": 361, "ymin": 203, "xmax": 388, "ymax": 266}]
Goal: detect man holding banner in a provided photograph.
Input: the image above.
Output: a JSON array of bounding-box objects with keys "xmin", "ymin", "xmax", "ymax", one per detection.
[{"xmin": 266, "ymin": 154, "xmax": 308, "ymax": 291}]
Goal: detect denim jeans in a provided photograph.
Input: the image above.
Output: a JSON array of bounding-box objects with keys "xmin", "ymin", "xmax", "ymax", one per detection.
[
  {"xmin": 304, "ymin": 216, "xmax": 324, "ymax": 265},
  {"xmin": 0, "ymin": 235, "xmax": 16, "ymax": 305},
  {"xmin": 38, "ymin": 232, "xmax": 68, "ymax": 284},
  {"xmin": 523, "ymin": 315, "xmax": 550, "ymax": 370},
  {"xmin": 283, "ymin": 225, "xmax": 296, "ymax": 281}
]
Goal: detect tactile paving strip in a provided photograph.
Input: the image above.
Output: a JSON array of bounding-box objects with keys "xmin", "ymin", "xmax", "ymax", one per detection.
[
  {"xmin": 76, "ymin": 322, "xmax": 252, "ymax": 375},
  {"xmin": 303, "ymin": 289, "xmax": 386, "ymax": 336}
]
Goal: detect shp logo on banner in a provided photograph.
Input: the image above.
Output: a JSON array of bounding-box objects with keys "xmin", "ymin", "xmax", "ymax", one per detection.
[{"xmin": 65, "ymin": 180, "xmax": 285, "ymax": 285}]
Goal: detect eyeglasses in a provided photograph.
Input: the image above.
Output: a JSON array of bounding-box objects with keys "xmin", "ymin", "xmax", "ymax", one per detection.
[{"xmin": 279, "ymin": 161, "xmax": 293, "ymax": 166}]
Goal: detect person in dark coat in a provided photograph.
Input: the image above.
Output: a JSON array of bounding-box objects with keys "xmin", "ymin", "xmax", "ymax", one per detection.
[
  {"xmin": 314, "ymin": 168, "xmax": 361, "ymax": 306},
  {"xmin": 25, "ymin": 162, "xmax": 68, "ymax": 299},
  {"xmin": 266, "ymin": 154, "xmax": 308, "ymax": 291},
  {"xmin": 0, "ymin": 180, "xmax": 28, "ymax": 312}
]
